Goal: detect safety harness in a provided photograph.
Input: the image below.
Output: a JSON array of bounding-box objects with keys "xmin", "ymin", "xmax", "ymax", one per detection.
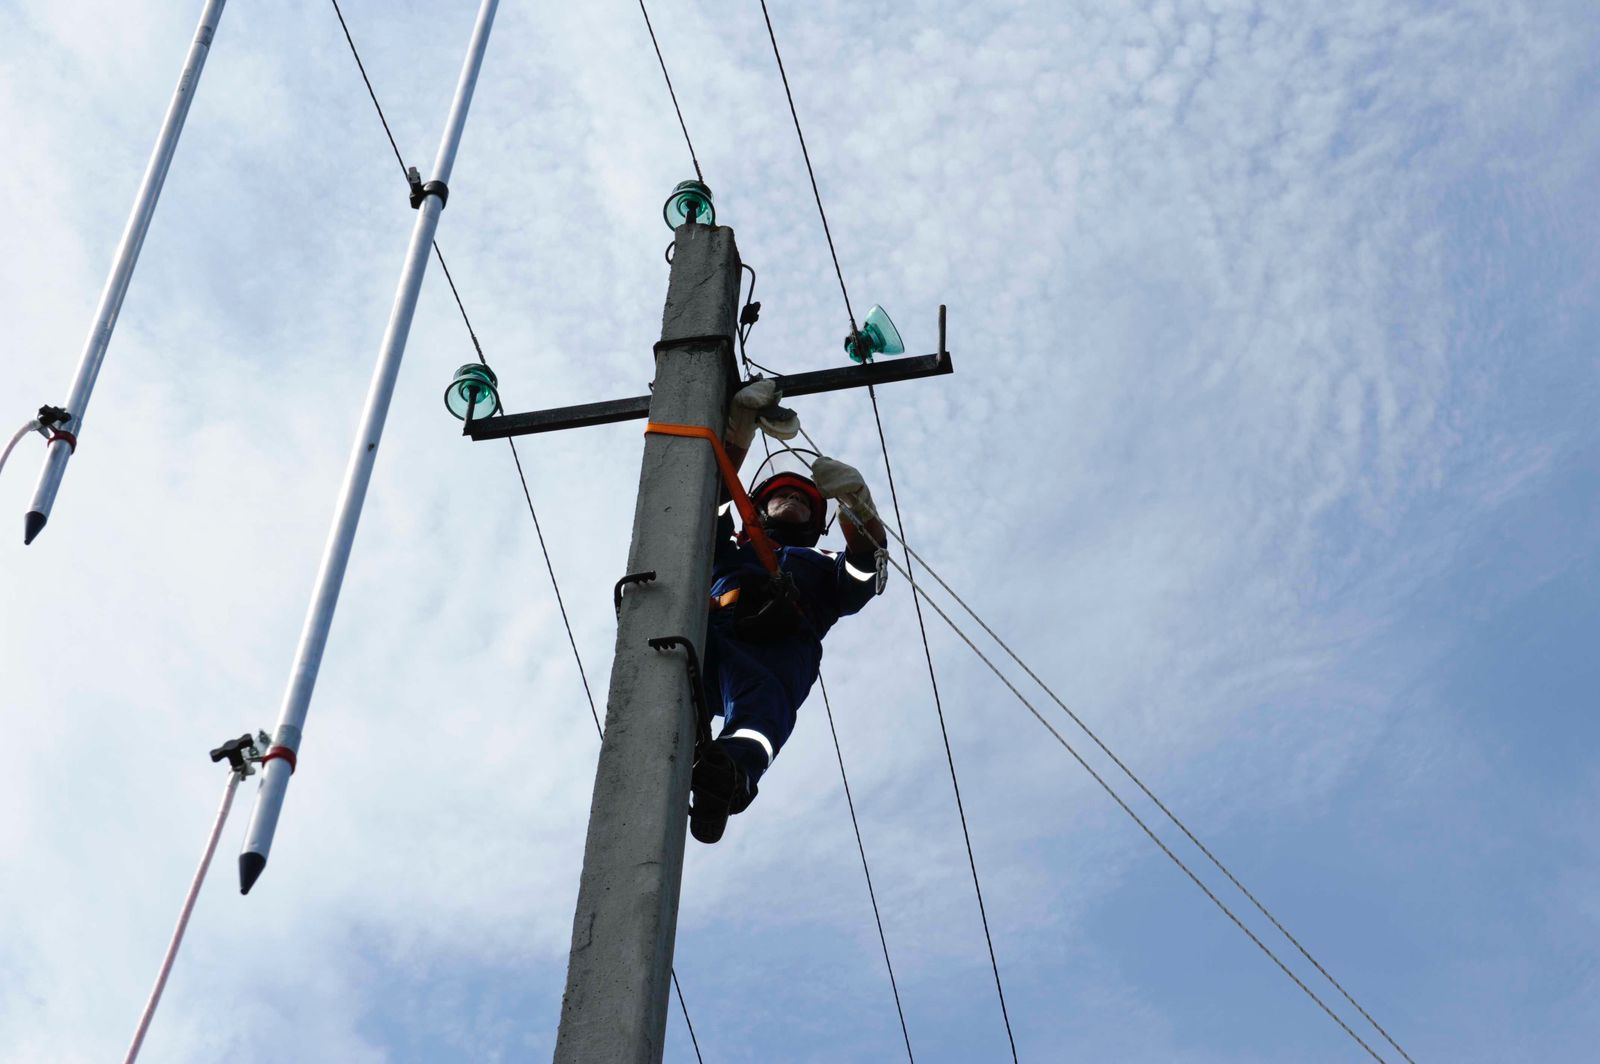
[{"xmin": 644, "ymin": 421, "xmax": 812, "ymax": 642}]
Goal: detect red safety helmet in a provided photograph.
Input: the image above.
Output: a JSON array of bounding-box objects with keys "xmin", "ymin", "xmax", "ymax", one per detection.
[{"xmin": 749, "ymin": 472, "xmax": 826, "ymax": 547}]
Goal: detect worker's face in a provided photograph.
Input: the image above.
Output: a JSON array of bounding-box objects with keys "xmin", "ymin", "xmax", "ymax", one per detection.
[{"xmin": 764, "ymin": 488, "xmax": 812, "ymax": 524}]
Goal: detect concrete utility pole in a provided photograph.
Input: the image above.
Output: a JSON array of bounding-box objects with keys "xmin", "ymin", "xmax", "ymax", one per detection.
[
  {"xmin": 465, "ymin": 206, "xmax": 948, "ymax": 1061},
  {"xmin": 552, "ymin": 222, "xmax": 741, "ymax": 1063}
]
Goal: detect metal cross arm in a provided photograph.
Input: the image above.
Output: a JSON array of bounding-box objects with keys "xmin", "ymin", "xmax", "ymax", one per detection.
[{"xmin": 463, "ymin": 306, "xmax": 954, "ymax": 442}]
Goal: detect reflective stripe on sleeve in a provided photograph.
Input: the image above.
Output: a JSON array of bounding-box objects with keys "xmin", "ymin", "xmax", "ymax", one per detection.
[{"xmin": 844, "ymin": 559, "xmax": 876, "ymax": 582}]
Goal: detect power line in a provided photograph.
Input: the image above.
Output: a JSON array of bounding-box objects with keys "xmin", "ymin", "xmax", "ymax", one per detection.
[
  {"xmin": 884, "ymin": 534, "xmax": 1418, "ymax": 1063},
  {"xmin": 795, "ymin": 411, "xmax": 1020, "ymax": 1059},
  {"xmin": 757, "ymin": 3, "xmax": 1018, "ymax": 1052},
  {"xmin": 753, "ymin": 427, "xmax": 915, "ymax": 1059},
  {"xmin": 818, "ymin": 674, "xmax": 916, "ymax": 1062},
  {"xmin": 329, "ymin": 0, "xmax": 406, "ymax": 174},
  {"xmin": 637, "ymin": 0, "xmax": 704, "ymax": 183},
  {"xmin": 326, "ymin": 0, "xmax": 604, "ymax": 755},
  {"xmin": 756, "ymin": 0, "xmax": 858, "ymax": 335},
  {"xmin": 800, "ymin": 407, "xmax": 1397, "ymax": 1057},
  {"xmin": 866, "ymin": 537, "xmax": 1392, "ymax": 1063},
  {"xmin": 750, "ymin": 0, "xmax": 1410, "ymax": 1039},
  {"xmin": 865, "ymin": 397, "xmax": 1020, "ymax": 1061}
]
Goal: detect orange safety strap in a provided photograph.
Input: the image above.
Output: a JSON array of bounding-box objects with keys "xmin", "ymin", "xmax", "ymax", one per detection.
[{"xmin": 645, "ymin": 421, "xmax": 782, "ymax": 575}]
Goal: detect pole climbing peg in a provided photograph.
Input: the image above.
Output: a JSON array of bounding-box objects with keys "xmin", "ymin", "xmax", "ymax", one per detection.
[{"xmin": 648, "ymin": 635, "xmax": 713, "ymax": 749}]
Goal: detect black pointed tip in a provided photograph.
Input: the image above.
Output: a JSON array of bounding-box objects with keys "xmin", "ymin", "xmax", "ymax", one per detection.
[
  {"xmin": 238, "ymin": 852, "xmax": 266, "ymax": 895},
  {"xmin": 23, "ymin": 512, "xmax": 45, "ymax": 545}
]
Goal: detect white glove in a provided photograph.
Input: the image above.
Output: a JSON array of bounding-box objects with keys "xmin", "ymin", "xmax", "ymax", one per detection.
[
  {"xmin": 756, "ymin": 403, "xmax": 800, "ymax": 441},
  {"xmin": 725, "ymin": 378, "xmax": 779, "ymax": 449},
  {"xmin": 811, "ymin": 456, "xmax": 876, "ymax": 519}
]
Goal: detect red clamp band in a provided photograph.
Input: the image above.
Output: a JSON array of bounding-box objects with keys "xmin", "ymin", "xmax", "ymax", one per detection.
[
  {"xmin": 47, "ymin": 429, "xmax": 78, "ymax": 453},
  {"xmin": 262, "ymin": 746, "xmax": 297, "ymax": 774}
]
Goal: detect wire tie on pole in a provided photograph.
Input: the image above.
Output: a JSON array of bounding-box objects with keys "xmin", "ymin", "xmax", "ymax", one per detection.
[
  {"xmin": 260, "ymin": 746, "xmax": 297, "ymax": 774},
  {"xmin": 406, "ymin": 165, "xmax": 449, "ymax": 210}
]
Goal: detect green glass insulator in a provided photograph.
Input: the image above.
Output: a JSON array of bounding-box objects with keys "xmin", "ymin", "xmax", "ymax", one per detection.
[
  {"xmin": 444, "ymin": 363, "xmax": 501, "ymax": 420},
  {"xmin": 663, "ymin": 180, "xmax": 715, "ymax": 230},
  {"xmin": 843, "ymin": 305, "xmax": 905, "ymax": 362}
]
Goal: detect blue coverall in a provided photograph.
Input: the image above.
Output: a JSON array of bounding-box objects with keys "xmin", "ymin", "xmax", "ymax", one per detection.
[{"xmin": 703, "ymin": 507, "xmax": 880, "ymax": 796}]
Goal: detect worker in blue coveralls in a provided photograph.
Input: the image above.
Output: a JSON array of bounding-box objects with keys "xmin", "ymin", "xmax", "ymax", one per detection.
[{"xmin": 689, "ymin": 378, "xmax": 888, "ymax": 843}]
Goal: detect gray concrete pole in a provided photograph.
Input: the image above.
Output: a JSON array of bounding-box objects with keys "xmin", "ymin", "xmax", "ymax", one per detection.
[{"xmin": 553, "ymin": 223, "xmax": 741, "ymax": 1064}]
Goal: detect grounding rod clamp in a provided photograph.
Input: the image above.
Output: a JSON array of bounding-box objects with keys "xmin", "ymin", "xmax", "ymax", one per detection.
[{"xmin": 209, "ymin": 731, "xmax": 271, "ymax": 777}]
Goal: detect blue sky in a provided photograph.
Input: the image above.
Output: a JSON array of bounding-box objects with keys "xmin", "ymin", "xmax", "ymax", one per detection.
[{"xmin": 2, "ymin": 0, "xmax": 1597, "ymax": 1060}]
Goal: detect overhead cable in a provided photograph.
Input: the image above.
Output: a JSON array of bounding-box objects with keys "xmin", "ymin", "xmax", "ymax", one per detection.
[
  {"xmin": 756, "ymin": 0, "xmax": 858, "ymax": 335},
  {"xmin": 797, "ymin": 416, "xmax": 1398, "ymax": 1061},
  {"xmin": 800, "ymin": 411, "xmax": 1021, "ymax": 1058},
  {"xmin": 865, "ymin": 536, "xmax": 1392, "ymax": 1064},
  {"xmin": 818, "ymin": 674, "xmax": 917, "ymax": 1061},
  {"xmin": 754, "ymin": 430, "xmax": 915, "ymax": 1060},
  {"xmin": 637, "ymin": 0, "xmax": 704, "ymax": 183},
  {"xmin": 878, "ymin": 529, "xmax": 1418, "ymax": 1064},
  {"xmin": 758, "ymin": 4, "xmax": 1017, "ymax": 1053}
]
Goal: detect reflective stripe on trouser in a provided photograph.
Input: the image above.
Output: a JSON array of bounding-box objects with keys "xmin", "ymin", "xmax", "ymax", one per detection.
[{"xmin": 702, "ymin": 632, "xmax": 815, "ymax": 789}]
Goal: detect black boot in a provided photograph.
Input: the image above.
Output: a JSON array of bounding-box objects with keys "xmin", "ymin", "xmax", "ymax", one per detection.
[{"xmin": 689, "ymin": 741, "xmax": 747, "ymax": 845}]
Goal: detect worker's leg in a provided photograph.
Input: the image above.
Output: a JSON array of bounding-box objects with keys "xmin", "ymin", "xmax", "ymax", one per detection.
[{"xmin": 711, "ymin": 638, "xmax": 803, "ymax": 808}]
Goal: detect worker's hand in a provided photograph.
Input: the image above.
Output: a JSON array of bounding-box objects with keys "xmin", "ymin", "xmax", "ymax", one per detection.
[
  {"xmin": 756, "ymin": 402, "xmax": 800, "ymax": 441},
  {"xmin": 735, "ymin": 378, "xmax": 780, "ymax": 411},
  {"xmin": 811, "ymin": 456, "xmax": 876, "ymax": 519},
  {"xmin": 726, "ymin": 378, "xmax": 780, "ymax": 449}
]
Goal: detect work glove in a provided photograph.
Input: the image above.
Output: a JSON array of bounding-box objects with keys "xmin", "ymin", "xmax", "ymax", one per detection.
[
  {"xmin": 725, "ymin": 378, "xmax": 800, "ymax": 448},
  {"xmin": 811, "ymin": 456, "xmax": 876, "ymax": 521}
]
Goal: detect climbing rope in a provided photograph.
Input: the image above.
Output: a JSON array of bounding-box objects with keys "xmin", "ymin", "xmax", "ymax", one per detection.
[
  {"xmin": 123, "ymin": 768, "xmax": 242, "ymax": 1064},
  {"xmin": 0, "ymin": 417, "xmax": 44, "ymax": 481}
]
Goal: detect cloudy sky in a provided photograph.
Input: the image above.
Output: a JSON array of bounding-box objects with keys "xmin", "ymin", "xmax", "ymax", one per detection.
[{"xmin": 2, "ymin": 0, "xmax": 1597, "ymax": 1060}]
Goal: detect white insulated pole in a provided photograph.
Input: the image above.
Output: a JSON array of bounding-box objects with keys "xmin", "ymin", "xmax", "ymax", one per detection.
[
  {"xmin": 23, "ymin": 0, "xmax": 227, "ymax": 546},
  {"xmin": 237, "ymin": 0, "xmax": 500, "ymax": 894}
]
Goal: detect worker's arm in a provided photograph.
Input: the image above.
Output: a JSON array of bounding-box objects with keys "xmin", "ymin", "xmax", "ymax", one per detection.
[
  {"xmin": 815, "ymin": 456, "xmax": 887, "ymax": 614},
  {"xmin": 840, "ymin": 506, "xmax": 886, "ymax": 555},
  {"xmin": 812, "ymin": 455, "xmax": 886, "ymax": 555}
]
